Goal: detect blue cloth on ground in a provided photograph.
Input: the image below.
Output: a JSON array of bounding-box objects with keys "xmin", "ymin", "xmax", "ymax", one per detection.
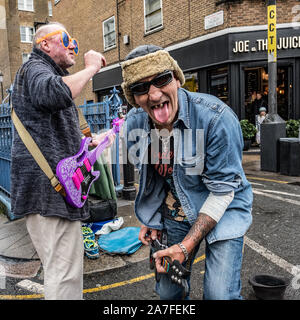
[{"xmin": 98, "ymin": 227, "xmax": 142, "ymax": 255}]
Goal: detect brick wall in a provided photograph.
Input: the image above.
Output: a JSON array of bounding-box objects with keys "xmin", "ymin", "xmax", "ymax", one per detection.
[
  {"xmin": 0, "ymin": 0, "xmax": 51, "ymax": 96},
  {"xmin": 52, "ymin": 0, "xmax": 300, "ymax": 104}
]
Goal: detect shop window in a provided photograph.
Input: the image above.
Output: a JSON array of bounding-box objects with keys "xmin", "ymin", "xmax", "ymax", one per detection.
[
  {"xmin": 208, "ymin": 67, "xmax": 228, "ymax": 105},
  {"xmin": 244, "ymin": 66, "xmax": 290, "ymax": 123},
  {"xmin": 183, "ymin": 72, "xmax": 199, "ymax": 92},
  {"xmin": 144, "ymin": 0, "xmax": 163, "ymax": 34},
  {"xmin": 244, "ymin": 68, "xmax": 263, "ymax": 124},
  {"xmin": 103, "ymin": 16, "xmax": 116, "ymax": 51},
  {"xmin": 277, "ymin": 67, "xmax": 289, "ymax": 121}
]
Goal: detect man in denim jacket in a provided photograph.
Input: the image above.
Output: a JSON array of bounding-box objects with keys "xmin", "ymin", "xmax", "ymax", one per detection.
[{"xmin": 121, "ymin": 45, "xmax": 253, "ymax": 300}]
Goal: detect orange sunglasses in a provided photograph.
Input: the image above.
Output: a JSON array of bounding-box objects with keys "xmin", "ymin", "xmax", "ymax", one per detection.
[{"xmin": 36, "ymin": 30, "xmax": 79, "ymax": 56}]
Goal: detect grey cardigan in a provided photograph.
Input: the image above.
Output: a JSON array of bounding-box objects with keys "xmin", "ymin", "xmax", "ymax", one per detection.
[{"xmin": 10, "ymin": 48, "xmax": 89, "ymax": 221}]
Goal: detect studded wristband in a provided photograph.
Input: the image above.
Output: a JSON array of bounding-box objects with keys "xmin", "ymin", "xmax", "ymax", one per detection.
[{"xmin": 178, "ymin": 242, "xmax": 189, "ymax": 262}]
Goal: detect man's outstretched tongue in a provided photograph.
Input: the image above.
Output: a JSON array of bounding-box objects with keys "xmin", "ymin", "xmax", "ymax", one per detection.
[{"xmin": 153, "ymin": 102, "xmax": 169, "ymax": 124}]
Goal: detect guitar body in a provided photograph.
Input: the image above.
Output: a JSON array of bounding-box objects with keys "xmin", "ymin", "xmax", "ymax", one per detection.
[
  {"xmin": 56, "ymin": 118, "xmax": 124, "ymax": 208},
  {"xmin": 56, "ymin": 137, "xmax": 100, "ymax": 208}
]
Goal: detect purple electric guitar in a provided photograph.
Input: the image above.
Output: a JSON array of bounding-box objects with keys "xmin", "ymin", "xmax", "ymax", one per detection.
[{"xmin": 56, "ymin": 118, "xmax": 124, "ymax": 208}]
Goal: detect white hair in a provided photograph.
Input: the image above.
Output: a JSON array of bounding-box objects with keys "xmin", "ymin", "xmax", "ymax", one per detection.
[{"xmin": 33, "ymin": 22, "xmax": 66, "ymax": 48}]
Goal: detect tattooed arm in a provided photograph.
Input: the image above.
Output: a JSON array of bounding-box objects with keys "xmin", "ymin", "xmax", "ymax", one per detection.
[
  {"xmin": 153, "ymin": 213, "xmax": 216, "ymax": 272},
  {"xmin": 181, "ymin": 213, "xmax": 216, "ymax": 251}
]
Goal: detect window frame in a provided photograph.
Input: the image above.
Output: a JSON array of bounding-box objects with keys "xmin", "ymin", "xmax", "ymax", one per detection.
[
  {"xmin": 48, "ymin": 1, "xmax": 53, "ymax": 16},
  {"xmin": 144, "ymin": 0, "xmax": 163, "ymax": 35},
  {"xmin": 102, "ymin": 16, "xmax": 116, "ymax": 51},
  {"xmin": 20, "ymin": 26, "xmax": 35, "ymax": 43},
  {"xmin": 18, "ymin": 0, "xmax": 34, "ymax": 12}
]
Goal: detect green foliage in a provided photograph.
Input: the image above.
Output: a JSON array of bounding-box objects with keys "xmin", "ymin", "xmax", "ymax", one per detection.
[
  {"xmin": 286, "ymin": 119, "xmax": 300, "ymax": 138},
  {"xmin": 240, "ymin": 119, "xmax": 257, "ymax": 140}
]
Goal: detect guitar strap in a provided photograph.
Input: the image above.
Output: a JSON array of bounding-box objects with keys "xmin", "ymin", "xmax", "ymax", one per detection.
[
  {"xmin": 11, "ymin": 105, "xmax": 91, "ymax": 197},
  {"xmin": 77, "ymin": 106, "xmax": 92, "ymax": 138}
]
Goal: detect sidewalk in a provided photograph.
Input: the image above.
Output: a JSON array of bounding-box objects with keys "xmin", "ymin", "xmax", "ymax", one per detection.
[
  {"xmin": 0, "ymin": 198, "xmax": 148, "ymax": 276},
  {"xmin": 242, "ymin": 147, "xmax": 300, "ymax": 184},
  {"xmin": 0, "ymin": 148, "xmax": 299, "ymax": 276}
]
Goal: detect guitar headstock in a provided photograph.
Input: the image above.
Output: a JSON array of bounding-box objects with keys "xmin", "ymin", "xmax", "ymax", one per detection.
[{"xmin": 112, "ymin": 117, "xmax": 125, "ymax": 133}]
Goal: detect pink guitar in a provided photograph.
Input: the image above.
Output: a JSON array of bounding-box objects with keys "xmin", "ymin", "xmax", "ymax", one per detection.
[{"xmin": 56, "ymin": 118, "xmax": 124, "ymax": 208}]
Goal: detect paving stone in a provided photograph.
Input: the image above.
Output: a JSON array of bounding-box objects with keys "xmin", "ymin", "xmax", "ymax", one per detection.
[
  {"xmin": 0, "ymin": 256, "xmax": 41, "ymax": 278},
  {"xmin": 0, "ymin": 218, "xmax": 38, "ymax": 260},
  {"xmin": 83, "ymin": 254, "xmax": 126, "ymax": 274}
]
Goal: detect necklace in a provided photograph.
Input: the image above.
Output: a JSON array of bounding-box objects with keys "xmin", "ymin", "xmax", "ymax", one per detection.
[{"xmin": 154, "ymin": 124, "xmax": 173, "ymax": 153}]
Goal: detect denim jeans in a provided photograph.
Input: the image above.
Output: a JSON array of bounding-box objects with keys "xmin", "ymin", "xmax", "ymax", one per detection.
[{"xmin": 155, "ymin": 218, "xmax": 244, "ymax": 300}]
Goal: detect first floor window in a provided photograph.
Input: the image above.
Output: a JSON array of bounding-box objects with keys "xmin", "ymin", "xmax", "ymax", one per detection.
[
  {"xmin": 20, "ymin": 26, "xmax": 34, "ymax": 43},
  {"xmin": 103, "ymin": 16, "xmax": 116, "ymax": 50},
  {"xmin": 144, "ymin": 0, "xmax": 163, "ymax": 33},
  {"xmin": 18, "ymin": 0, "xmax": 34, "ymax": 11}
]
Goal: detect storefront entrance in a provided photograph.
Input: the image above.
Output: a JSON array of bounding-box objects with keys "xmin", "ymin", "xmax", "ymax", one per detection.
[{"xmin": 243, "ymin": 64, "xmax": 292, "ymax": 125}]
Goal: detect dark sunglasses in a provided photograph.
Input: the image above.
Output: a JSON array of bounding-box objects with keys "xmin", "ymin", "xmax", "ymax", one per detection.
[{"xmin": 129, "ymin": 70, "xmax": 174, "ymax": 95}]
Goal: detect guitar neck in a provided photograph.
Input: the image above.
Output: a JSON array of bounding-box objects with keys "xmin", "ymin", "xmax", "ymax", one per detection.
[{"xmin": 88, "ymin": 118, "xmax": 124, "ymax": 166}]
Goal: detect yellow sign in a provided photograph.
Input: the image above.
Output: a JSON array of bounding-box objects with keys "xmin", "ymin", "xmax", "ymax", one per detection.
[{"xmin": 268, "ymin": 5, "xmax": 277, "ymax": 62}]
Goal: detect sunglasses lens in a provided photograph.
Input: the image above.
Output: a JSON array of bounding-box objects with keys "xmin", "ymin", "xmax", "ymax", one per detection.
[
  {"xmin": 130, "ymin": 71, "xmax": 173, "ymax": 95},
  {"xmin": 72, "ymin": 39, "xmax": 79, "ymax": 55},
  {"xmin": 153, "ymin": 72, "xmax": 173, "ymax": 87},
  {"xmin": 130, "ymin": 83, "xmax": 149, "ymax": 95},
  {"xmin": 62, "ymin": 32, "xmax": 70, "ymax": 48}
]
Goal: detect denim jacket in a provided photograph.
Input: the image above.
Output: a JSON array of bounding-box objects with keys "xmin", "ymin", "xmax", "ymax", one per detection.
[{"xmin": 124, "ymin": 88, "xmax": 252, "ymax": 244}]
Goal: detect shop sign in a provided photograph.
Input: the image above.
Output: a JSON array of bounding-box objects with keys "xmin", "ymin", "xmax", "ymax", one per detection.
[
  {"xmin": 204, "ymin": 11, "xmax": 224, "ymax": 30},
  {"xmin": 232, "ymin": 36, "xmax": 300, "ymax": 54}
]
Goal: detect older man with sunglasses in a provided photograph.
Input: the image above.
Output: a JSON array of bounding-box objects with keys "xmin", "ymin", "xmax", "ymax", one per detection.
[
  {"xmin": 122, "ymin": 45, "xmax": 253, "ymax": 300},
  {"xmin": 11, "ymin": 22, "xmax": 106, "ymax": 300}
]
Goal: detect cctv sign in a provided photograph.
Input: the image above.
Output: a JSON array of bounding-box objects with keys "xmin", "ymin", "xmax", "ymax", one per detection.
[{"xmin": 268, "ymin": 2, "xmax": 277, "ymax": 62}]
